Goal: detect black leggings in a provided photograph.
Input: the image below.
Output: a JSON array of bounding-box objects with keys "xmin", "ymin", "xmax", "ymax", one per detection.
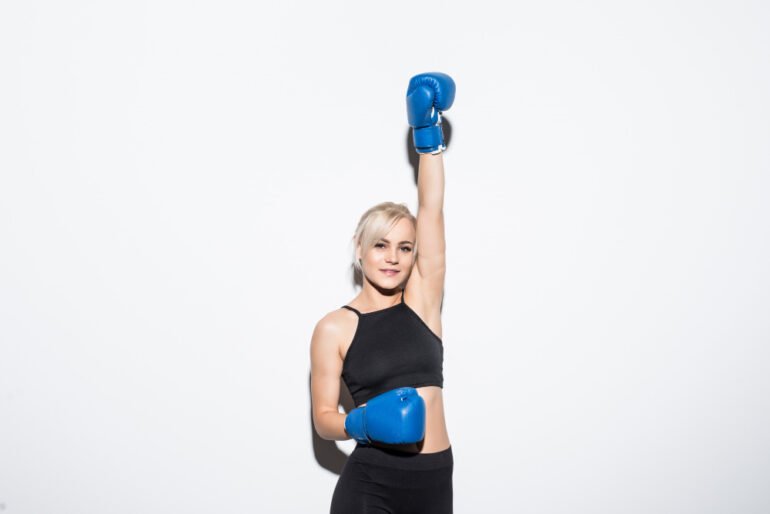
[{"xmin": 330, "ymin": 443, "xmax": 453, "ymax": 514}]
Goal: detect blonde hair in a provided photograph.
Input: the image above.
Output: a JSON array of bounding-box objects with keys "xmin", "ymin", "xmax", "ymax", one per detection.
[{"xmin": 352, "ymin": 201, "xmax": 417, "ymax": 274}]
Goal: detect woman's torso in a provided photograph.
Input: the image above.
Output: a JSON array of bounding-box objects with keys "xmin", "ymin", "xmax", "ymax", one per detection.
[{"xmin": 337, "ymin": 290, "xmax": 450, "ymax": 454}]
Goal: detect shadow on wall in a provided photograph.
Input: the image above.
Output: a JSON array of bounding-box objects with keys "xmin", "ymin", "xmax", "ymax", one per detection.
[
  {"xmin": 309, "ymin": 120, "xmax": 452, "ymax": 474},
  {"xmin": 309, "ymin": 374, "xmax": 357, "ymax": 475}
]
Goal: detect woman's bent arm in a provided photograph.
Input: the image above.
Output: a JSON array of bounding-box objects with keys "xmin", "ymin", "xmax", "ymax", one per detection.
[{"xmin": 310, "ymin": 316, "xmax": 351, "ymax": 441}]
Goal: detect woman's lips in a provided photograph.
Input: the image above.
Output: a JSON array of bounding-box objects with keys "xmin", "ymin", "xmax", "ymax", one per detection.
[{"xmin": 381, "ymin": 270, "xmax": 399, "ymax": 276}]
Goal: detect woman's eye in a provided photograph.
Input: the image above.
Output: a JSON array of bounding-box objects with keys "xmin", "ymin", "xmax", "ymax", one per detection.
[
  {"xmin": 375, "ymin": 243, "xmax": 385, "ymax": 248},
  {"xmin": 401, "ymin": 247, "xmax": 412, "ymax": 252}
]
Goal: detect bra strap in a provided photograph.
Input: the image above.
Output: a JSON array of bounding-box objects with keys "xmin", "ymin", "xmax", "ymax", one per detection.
[{"xmin": 341, "ymin": 305, "xmax": 361, "ymax": 316}]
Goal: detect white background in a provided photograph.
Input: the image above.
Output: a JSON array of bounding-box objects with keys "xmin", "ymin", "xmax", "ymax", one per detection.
[{"xmin": 2, "ymin": 1, "xmax": 769, "ymax": 513}]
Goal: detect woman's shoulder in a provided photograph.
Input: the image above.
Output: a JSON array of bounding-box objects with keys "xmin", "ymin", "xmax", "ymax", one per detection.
[
  {"xmin": 310, "ymin": 306, "xmax": 359, "ymax": 358},
  {"xmin": 313, "ymin": 305, "xmax": 358, "ymax": 336}
]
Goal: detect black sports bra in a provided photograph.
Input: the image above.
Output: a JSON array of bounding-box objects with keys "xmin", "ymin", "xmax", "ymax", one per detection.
[{"xmin": 340, "ymin": 289, "xmax": 444, "ymax": 407}]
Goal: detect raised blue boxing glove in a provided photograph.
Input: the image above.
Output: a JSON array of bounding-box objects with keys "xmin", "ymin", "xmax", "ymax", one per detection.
[
  {"xmin": 406, "ymin": 72, "xmax": 456, "ymax": 154},
  {"xmin": 344, "ymin": 387, "xmax": 426, "ymax": 445}
]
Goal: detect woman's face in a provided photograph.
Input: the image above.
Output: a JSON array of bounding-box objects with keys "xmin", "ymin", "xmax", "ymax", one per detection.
[{"xmin": 357, "ymin": 218, "xmax": 416, "ymax": 288}]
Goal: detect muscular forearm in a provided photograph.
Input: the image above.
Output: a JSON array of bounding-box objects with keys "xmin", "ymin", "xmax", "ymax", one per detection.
[
  {"xmin": 418, "ymin": 153, "xmax": 445, "ymax": 210},
  {"xmin": 314, "ymin": 410, "xmax": 350, "ymax": 441}
]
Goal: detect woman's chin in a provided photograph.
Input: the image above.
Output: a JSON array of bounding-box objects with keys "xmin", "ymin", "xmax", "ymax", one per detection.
[{"xmin": 366, "ymin": 276, "xmax": 404, "ymax": 291}]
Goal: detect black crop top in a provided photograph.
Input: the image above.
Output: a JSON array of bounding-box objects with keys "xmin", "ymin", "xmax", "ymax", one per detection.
[{"xmin": 340, "ymin": 289, "xmax": 444, "ymax": 407}]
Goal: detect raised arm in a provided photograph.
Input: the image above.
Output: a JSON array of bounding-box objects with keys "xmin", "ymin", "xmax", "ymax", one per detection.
[
  {"xmin": 415, "ymin": 153, "xmax": 446, "ymax": 285},
  {"xmin": 406, "ymin": 72, "xmax": 455, "ymax": 305}
]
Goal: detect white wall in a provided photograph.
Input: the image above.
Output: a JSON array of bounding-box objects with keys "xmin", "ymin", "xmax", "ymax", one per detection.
[{"xmin": 2, "ymin": 1, "xmax": 769, "ymax": 513}]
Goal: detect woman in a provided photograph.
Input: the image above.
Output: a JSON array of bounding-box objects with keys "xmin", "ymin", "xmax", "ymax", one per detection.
[{"xmin": 310, "ymin": 72, "xmax": 456, "ymax": 514}]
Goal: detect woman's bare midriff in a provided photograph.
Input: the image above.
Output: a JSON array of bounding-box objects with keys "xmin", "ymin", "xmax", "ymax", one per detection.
[{"xmin": 358, "ymin": 385, "xmax": 451, "ymax": 454}]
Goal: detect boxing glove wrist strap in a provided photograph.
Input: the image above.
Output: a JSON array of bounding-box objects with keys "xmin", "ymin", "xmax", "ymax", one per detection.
[
  {"xmin": 412, "ymin": 124, "xmax": 445, "ymax": 154},
  {"xmin": 344, "ymin": 408, "xmax": 371, "ymax": 445}
]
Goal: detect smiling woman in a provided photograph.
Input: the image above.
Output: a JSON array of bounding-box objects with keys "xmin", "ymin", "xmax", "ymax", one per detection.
[
  {"xmin": 351, "ymin": 203, "xmax": 418, "ymax": 278},
  {"xmin": 353, "ymin": 204, "xmax": 416, "ymax": 281},
  {"xmin": 310, "ymin": 72, "xmax": 456, "ymax": 514}
]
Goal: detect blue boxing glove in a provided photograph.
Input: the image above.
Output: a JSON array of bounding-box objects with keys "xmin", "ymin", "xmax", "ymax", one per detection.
[
  {"xmin": 344, "ymin": 387, "xmax": 426, "ymax": 445},
  {"xmin": 406, "ymin": 72, "xmax": 456, "ymax": 154}
]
